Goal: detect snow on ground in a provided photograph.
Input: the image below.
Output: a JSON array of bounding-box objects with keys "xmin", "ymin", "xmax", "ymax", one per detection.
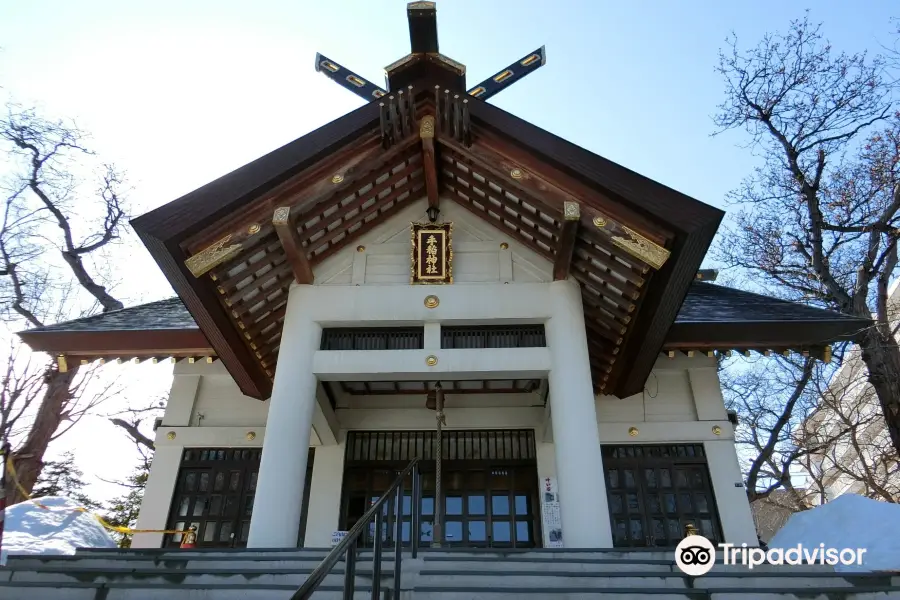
[
  {"xmin": 0, "ymin": 496, "xmax": 117, "ymax": 565},
  {"xmin": 768, "ymin": 494, "xmax": 900, "ymax": 572}
]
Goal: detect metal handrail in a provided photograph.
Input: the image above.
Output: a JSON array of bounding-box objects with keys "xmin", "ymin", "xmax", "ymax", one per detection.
[{"xmin": 291, "ymin": 457, "xmax": 421, "ymax": 600}]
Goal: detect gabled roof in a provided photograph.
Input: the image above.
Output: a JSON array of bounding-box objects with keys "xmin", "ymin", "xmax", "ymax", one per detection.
[
  {"xmin": 26, "ymin": 298, "xmax": 195, "ymax": 333},
  {"xmin": 129, "ymin": 81, "xmax": 724, "ymax": 400},
  {"xmin": 19, "ymin": 283, "xmax": 870, "ymax": 365},
  {"xmin": 666, "ymin": 282, "xmax": 870, "ymax": 349}
]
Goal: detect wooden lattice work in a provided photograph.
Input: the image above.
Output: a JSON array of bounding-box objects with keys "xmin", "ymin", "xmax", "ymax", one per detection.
[
  {"xmin": 437, "ymin": 144, "xmax": 656, "ymax": 393},
  {"xmin": 204, "ymin": 142, "xmax": 426, "ymax": 375},
  {"xmin": 178, "ymin": 93, "xmax": 679, "ymax": 396}
]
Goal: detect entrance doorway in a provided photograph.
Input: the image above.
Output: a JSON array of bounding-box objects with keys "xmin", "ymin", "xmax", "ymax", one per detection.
[
  {"xmin": 340, "ymin": 430, "xmax": 541, "ymax": 548},
  {"xmin": 602, "ymin": 444, "xmax": 723, "ymax": 548}
]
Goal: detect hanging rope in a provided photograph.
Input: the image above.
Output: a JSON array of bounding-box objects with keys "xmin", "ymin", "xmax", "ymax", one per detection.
[
  {"xmin": 2, "ymin": 454, "xmax": 188, "ymax": 537},
  {"xmin": 433, "ymin": 382, "xmax": 445, "ymax": 547}
]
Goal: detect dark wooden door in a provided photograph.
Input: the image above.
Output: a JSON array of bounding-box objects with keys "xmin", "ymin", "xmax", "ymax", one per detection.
[
  {"xmin": 165, "ymin": 447, "xmax": 314, "ymax": 548},
  {"xmin": 341, "ymin": 430, "xmax": 541, "ymax": 549},
  {"xmin": 603, "ymin": 444, "xmax": 722, "ymax": 548}
]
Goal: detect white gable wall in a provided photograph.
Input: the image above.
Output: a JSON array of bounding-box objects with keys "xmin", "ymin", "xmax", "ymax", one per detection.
[{"xmin": 313, "ymin": 196, "xmax": 551, "ymax": 286}]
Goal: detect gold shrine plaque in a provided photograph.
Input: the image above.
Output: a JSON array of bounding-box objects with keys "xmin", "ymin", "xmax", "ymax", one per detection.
[{"xmin": 410, "ymin": 222, "xmax": 453, "ymax": 284}]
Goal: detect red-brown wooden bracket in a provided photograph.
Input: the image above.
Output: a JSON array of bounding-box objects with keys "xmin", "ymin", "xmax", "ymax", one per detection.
[
  {"xmin": 272, "ymin": 207, "xmax": 314, "ymax": 284},
  {"xmin": 420, "ymin": 115, "xmax": 440, "ymax": 214},
  {"xmin": 553, "ymin": 201, "xmax": 580, "ymax": 281}
]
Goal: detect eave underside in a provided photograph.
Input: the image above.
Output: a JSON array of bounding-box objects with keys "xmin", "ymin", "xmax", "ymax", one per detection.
[
  {"xmin": 21, "ymin": 284, "xmax": 871, "ymax": 377},
  {"xmin": 132, "ymin": 90, "xmax": 723, "ymax": 400}
]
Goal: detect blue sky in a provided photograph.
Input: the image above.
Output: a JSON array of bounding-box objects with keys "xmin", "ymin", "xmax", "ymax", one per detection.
[
  {"xmin": 3, "ymin": 2, "xmax": 897, "ymax": 280},
  {"xmin": 1, "ymin": 1, "xmax": 897, "ymax": 495}
]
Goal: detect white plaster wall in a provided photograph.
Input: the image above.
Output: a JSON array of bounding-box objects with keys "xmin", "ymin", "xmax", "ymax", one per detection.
[
  {"xmin": 303, "ymin": 442, "xmax": 346, "ymax": 547},
  {"xmin": 313, "ymin": 196, "xmax": 551, "ymax": 287},
  {"xmin": 706, "ymin": 440, "xmax": 758, "ymax": 545}
]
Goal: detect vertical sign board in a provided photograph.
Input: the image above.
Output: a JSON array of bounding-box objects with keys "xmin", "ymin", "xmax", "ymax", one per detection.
[
  {"xmin": 540, "ymin": 476, "xmax": 563, "ymax": 548},
  {"xmin": 410, "ymin": 222, "xmax": 453, "ymax": 284},
  {"xmin": 331, "ymin": 530, "xmax": 348, "ymax": 547}
]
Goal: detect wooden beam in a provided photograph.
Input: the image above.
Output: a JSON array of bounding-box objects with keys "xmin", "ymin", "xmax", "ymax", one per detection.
[
  {"xmin": 420, "ymin": 115, "xmax": 440, "ymax": 213},
  {"xmin": 273, "ymin": 207, "xmax": 314, "ymax": 284},
  {"xmin": 440, "ymin": 138, "xmax": 670, "ymax": 271},
  {"xmin": 553, "ymin": 202, "xmax": 580, "ymax": 281},
  {"xmin": 183, "ymin": 132, "xmax": 383, "ymax": 254}
]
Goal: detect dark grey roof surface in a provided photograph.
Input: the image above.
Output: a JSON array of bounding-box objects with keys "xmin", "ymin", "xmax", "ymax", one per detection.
[
  {"xmin": 25, "ymin": 282, "xmax": 861, "ymax": 334},
  {"xmin": 26, "ymin": 297, "xmax": 198, "ymax": 333},
  {"xmin": 675, "ymin": 282, "xmax": 864, "ymax": 324}
]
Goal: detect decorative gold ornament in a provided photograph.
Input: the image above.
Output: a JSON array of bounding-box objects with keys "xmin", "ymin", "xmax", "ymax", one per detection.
[
  {"xmin": 712, "ymin": 425, "xmax": 722, "ymax": 436},
  {"xmin": 510, "ymin": 168, "xmax": 523, "ymax": 179},
  {"xmin": 357, "ymin": 245, "xmax": 366, "ymax": 252},
  {"xmin": 500, "ymin": 242, "xmax": 509, "ymax": 250},
  {"xmin": 331, "ymin": 173, "xmax": 344, "ymax": 184},
  {"xmin": 185, "ymin": 235, "xmax": 243, "ymax": 278},
  {"xmin": 593, "ymin": 216, "xmax": 608, "ymax": 228},
  {"xmin": 246, "ymin": 431, "xmax": 257, "ymax": 441},
  {"xmin": 167, "ymin": 431, "xmax": 176, "ymax": 440},
  {"xmin": 425, "ymin": 355, "xmax": 438, "ymax": 366},
  {"xmin": 420, "ymin": 115, "xmax": 435, "ymax": 139},
  {"xmin": 628, "ymin": 426, "xmax": 639, "ymax": 437},
  {"xmin": 424, "ymin": 295, "xmax": 439, "ymax": 308},
  {"xmin": 563, "ymin": 201, "xmax": 581, "ymax": 221},
  {"xmin": 272, "ymin": 207, "xmax": 290, "ymax": 225},
  {"xmin": 684, "ymin": 523, "xmax": 699, "ymax": 537},
  {"xmin": 247, "ymin": 223, "xmax": 261, "ymax": 235},
  {"xmin": 611, "ymin": 226, "xmax": 671, "ymax": 271}
]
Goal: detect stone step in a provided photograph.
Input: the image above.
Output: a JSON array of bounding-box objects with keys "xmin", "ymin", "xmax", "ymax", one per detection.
[
  {"xmin": 417, "ymin": 555, "xmax": 840, "ymax": 573},
  {"xmin": 5, "ymin": 556, "xmax": 345, "ymax": 570},
  {"xmin": 4, "ymin": 565, "xmax": 897, "ymax": 591},
  {"xmin": 0, "ymin": 581, "xmax": 378, "ymax": 600},
  {"xmin": 4, "ymin": 554, "xmax": 849, "ymax": 576},
  {"xmin": 3, "ymin": 566, "xmax": 390, "ymax": 588},
  {"xmin": 1, "ymin": 582, "xmax": 898, "ymax": 600},
  {"xmin": 410, "ymin": 590, "xmax": 900, "ymax": 600},
  {"xmin": 415, "ymin": 571, "xmax": 899, "ymax": 590}
]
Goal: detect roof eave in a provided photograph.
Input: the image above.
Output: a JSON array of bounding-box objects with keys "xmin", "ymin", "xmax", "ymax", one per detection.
[
  {"xmin": 18, "ymin": 327, "xmax": 212, "ymax": 355},
  {"xmin": 666, "ymin": 318, "xmax": 872, "ymax": 347},
  {"xmin": 130, "ymin": 100, "xmax": 386, "ymax": 400}
]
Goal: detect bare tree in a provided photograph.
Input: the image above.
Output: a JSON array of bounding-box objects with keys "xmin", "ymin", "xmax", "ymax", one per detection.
[
  {"xmin": 0, "ymin": 106, "xmax": 129, "ymax": 503},
  {"xmin": 722, "ymin": 352, "xmax": 832, "ymax": 511},
  {"xmin": 108, "ymin": 398, "xmax": 164, "ymax": 458},
  {"xmin": 714, "ymin": 15, "xmax": 900, "ymax": 456},
  {"xmin": 798, "ymin": 345, "xmax": 900, "ymax": 503}
]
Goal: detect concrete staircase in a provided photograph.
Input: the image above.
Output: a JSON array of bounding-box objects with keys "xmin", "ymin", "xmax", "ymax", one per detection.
[{"xmin": 0, "ymin": 547, "xmax": 898, "ymax": 599}]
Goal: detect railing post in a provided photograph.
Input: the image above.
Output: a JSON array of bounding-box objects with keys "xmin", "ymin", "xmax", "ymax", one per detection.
[
  {"xmin": 393, "ymin": 481, "xmax": 404, "ymax": 600},
  {"xmin": 411, "ymin": 464, "xmax": 420, "ymax": 559},
  {"xmin": 371, "ymin": 510, "xmax": 383, "ymax": 600},
  {"xmin": 343, "ymin": 545, "xmax": 357, "ymax": 600}
]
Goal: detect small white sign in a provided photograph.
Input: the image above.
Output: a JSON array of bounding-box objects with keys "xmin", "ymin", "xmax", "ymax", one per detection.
[
  {"xmin": 331, "ymin": 530, "xmax": 349, "ymax": 547},
  {"xmin": 540, "ymin": 476, "xmax": 563, "ymax": 548}
]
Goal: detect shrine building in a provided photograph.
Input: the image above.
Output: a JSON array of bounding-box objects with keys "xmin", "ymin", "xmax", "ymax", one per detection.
[{"xmin": 19, "ymin": 2, "xmax": 869, "ymax": 551}]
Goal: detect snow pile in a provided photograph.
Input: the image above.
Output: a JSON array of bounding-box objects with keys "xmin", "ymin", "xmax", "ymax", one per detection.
[
  {"xmin": 768, "ymin": 494, "xmax": 900, "ymax": 572},
  {"xmin": 0, "ymin": 496, "xmax": 117, "ymax": 565}
]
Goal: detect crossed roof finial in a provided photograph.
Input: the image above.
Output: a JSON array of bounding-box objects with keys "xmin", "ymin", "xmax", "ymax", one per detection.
[{"xmin": 315, "ymin": 2, "xmax": 545, "ymax": 103}]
